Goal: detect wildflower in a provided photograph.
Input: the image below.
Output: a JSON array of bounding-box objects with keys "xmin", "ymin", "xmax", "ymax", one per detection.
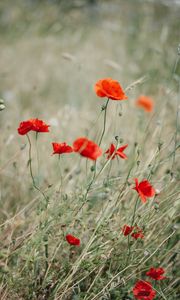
[
  {"xmin": 133, "ymin": 280, "xmax": 156, "ymax": 300},
  {"xmin": 136, "ymin": 95, "xmax": 154, "ymax": 112},
  {"xmin": 18, "ymin": 118, "xmax": 50, "ymax": 135},
  {"xmin": 146, "ymin": 267, "xmax": 166, "ymax": 280},
  {"xmin": 122, "ymin": 225, "xmax": 134, "ymax": 236},
  {"xmin": 105, "ymin": 143, "xmax": 128, "ymax": 159},
  {"xmin": 133, "ymin": 178, "xmax": 155, "ymax": 203},
  {"xmin": 131, "ymin": 226, "xmax": 144, "ymax": 239},
  {"xmin": 18, "ymin": 120, "xmax": 34, "ymax": 135},
  {"xmin": 52, "ymin": 142, "xmax": 73, "ymax": 155},
  {"xmin": 66, "ymin": 234, "xmax": 80, "ymax": 246},
  {"xmin": 73, "ymin": 137, "xmax": 102, "ymax": 160},
  {"xmin": 0, "ymin": 99, "xmax": 5, "ymax": 111},
  {"xmin": 122, "ymin": 225, "xmax": 144, "ymax": 239},
  {"xmin": 94, "ymin": 78, "xmax": 128, "ymax": 100}
]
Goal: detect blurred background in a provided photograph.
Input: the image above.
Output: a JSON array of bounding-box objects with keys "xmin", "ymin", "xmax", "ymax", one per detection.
[
  {"xmin": 0, "ymin": 0, "xmax": 179, "ymax": 113},
  {"xmin": 0, "ymin": 0, "xmax": 179, "ymax": 215}
]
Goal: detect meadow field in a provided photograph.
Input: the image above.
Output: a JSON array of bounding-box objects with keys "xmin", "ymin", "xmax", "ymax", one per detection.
[{"xmin": 0, "ymin": 0, "xmax": 180, "ymax": 299}]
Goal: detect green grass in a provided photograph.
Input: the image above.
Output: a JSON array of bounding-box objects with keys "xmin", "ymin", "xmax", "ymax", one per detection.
[{"xmin": 0, "ymin": 0, "xmax": 180, "ymax": 299}]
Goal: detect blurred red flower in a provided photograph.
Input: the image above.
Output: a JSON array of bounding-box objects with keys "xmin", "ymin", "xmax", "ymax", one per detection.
[
  {"xmin": 66, "ymin": 234, "xmax": 80, "ymax": 246},
  {"xmin": 18, "ymin": 120, "xmax": 34, "ymax": 135},
  {"xmin": 18, "ymin": 118, "xmax": 50, "ymax": 135},
  {"xmin": 136, "ymin": 95, "xmax": 154, "ymax": 112},
  {"xmin": 146, "ymin": 267, "xmax": 166, "ymax": 280},
  {"xmin": 122, "ymin": 225, "xmax": 144, "ymax": 239},
  {"xmin": 105, "ymin": 143, "xmax": 128, "ymax": 159},
  {"xmin": 52, "ymin": 142, "xmax": 73, "ymax": 155},
  {"xmin": 94, "ymin": 78, "xmax": 128, "ymax": 100},
  {"xmin": 133, "ymin": 280, "xmax": 156, "ymax": 300},
  {"xmin": 73, "ymin": 137, "xmax": 102, "ymax": 160},
  {"xmin": 133, "ymin": 178, "xmax": 155, "ymax": 203},
  {"xmin": 131, "ymin": 226, "xmax": 144, "ymax": 240},
  {"xmin": 122, "ymin": 225, "xmax": 134, "ymax": 236}
]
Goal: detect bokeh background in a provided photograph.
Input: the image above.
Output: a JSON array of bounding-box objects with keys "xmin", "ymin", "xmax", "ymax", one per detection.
[
  {"xmin": 0, "ymin": 2, "xmax": 180, "ymax": 299},
  {"xmin": 0, "ymin": 0, "xmax": 179, "ymax": 218}
]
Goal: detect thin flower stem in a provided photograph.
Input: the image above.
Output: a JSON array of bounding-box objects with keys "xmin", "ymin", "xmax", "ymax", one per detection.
[
  {"xmin": 35, "ymin": 132, "xmax": 40, "ymax": 182},
  {"xmin": 99, "ymin": 98, "xmax": 109, "ymax": 146},
  {"xmin": 131, "ymin": 196, "xmax": 139, "ymax": 227},
  {"xmin": 125, "ymin": 195, "xmax": 139, "ymax": 266},
  {"xmin": 74, "ymin": 100, "xmax": 110, "ymax": 216},
  {"xmin": 74, "ymin": 174, "xmax": 94, "ymax": 217},
  {"xmin": 27, "ymin": 134, "xmax": 48, "ymax": 203},
  {"xmin": 26, "ymin": 133, "xmax": 49, "ymax": 273},
  {"xmin": 74, "ymin": 142, "xmax": 119, "ymax": 216},
  {"xmin": 107, "ymin": 159, "xmax": 112, "ymax": 181},
  {"xmin": 44, "ymin": 234, "xmax": 49, "ymax": 275},
  {"xmin": 85, "ymin": 98, "xmax": 110, "ymax": 188},
  {"xmin": 58, "ymin": 155, "xmax": 63, "ymax": 193}
]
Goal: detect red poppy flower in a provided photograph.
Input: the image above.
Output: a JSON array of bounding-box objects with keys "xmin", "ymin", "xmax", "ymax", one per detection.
[
  {"xmin": 18, "ymin": 120, "xmax": 34, "ymax": 135},
  {"xmin": 18, "ymin": 118, "xmax": 50, "ymax": 135},
  {"xmin": 66, "ymin": 234, "xmax": 80, "ymax": 246},
  {"xmin": 122, "ymin": 225, "xmax": 134, "ymax": 236},
  {"xmin": 122, "ymin": 225, "xmax": 144, "ymax": 239},
  {"xmin": 73, "ymin": 137, "xmax": 102, "ymax": 160},
  {"xmin": 131, "ymin": 226, "xmax": 144, "ymax": 239},
  {"xmin": 133, "ymin": 280, "xmax": 156, "ymax": 300},
  {"xmin": 105, "ymin": 143, "xmax": 128, "ymax": 159},
  {"xmin": 52, "ymin": 142, "xmax": 73, "ymax": 155},
  {"xmin": 94, "ymin": 78, "xmax": 128, "ymax": 100},
  {"xmin": 136, "ymin": 95, "xmax": 154, "ymax": 112},
  {"xmin": 133, "ymin": 178, "xmax": 155, "ymax": 203},
  {"xmin": 146, "ymin": 267, "xmax": 166, "ymax": 280},
  {"xmin": 30, "ymin": 118, "xmax": 50, "ymax": 132}
]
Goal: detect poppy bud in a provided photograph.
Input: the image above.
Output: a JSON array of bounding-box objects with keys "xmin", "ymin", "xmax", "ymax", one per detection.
[
  {"xmin": 178, "ymin": 43, "xmax": 180, "ymax": 55},
  {"xmin": 90, "ymin": 165, "xmax": 95, "ymax": 172},
  {"xmin": 115, "ymin": 135, "xmax": 119, "ymax": 141},
  {"xmin": 119, "ymin": 138, "xmax": 124, "ymax": 143},
  {"xmin": 0, "ymin": 104, "xmax": 5, "ymax": 111},
  {"xmin": 165, "ymin": 169, "xmax": 171, "ymax": 174},
  {"xmin": 101, "ymin": 104, "xmax": 106, "ymax": 111}
]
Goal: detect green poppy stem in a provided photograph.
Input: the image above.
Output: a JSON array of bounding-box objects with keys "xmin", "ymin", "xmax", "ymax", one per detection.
[
  {"xmin": 125, "ymin": 195, "xmax": 139, "ymax": 267},
  {"xmin": 26, "ymin": 133, "xmax": 49, "ymax": 273},
  {"xmin": 99, "ymin": 98, "xmax": 109, "ymax": 147}
]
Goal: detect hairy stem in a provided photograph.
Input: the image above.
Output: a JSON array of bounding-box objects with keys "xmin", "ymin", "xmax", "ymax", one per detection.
[
  {"xmin": 26, "ymin": 133, "xmax": 49, "ymax": 273},
  {"xmin": 99, "ymin": 98, "xmax": 109, "ymax": 146}
]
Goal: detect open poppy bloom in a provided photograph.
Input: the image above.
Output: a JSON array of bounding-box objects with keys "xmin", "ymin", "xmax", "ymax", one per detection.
[
  {"xmin": 146, "ymin": 267, "xmax": 166, "ymax": 280},
  {"xmin": 133, "ymin": 280, "xmax": 156, "ymax": 300},
  {"xmin": 18, "ymin": 118, "xmax": 50, "ymax": 135},
  {"xmin": 73, "ymin": 137, "xmax": 102, "ymax": 160},
  {"xmin": 131, "ymin": 226, "xmax": 144, "ymax": 240},
  {"xmin": 122, "ymin": 225, "xmax": 144, "ymax": 239},
  {"xmin": 136, "ymin": 95, "xmax": 154, "ymax": 112},
  {"xmin": 105, "ymin": 143, "xmax": 128, "ymax": 159},
  {"xmin": 52, "ymin": 142, "xmax": 73, "ymax": 155},
  {"xmin": 133, "ymin": 178, "xmax": 155, "ymax": 203},
  {"xmin": 122, "ymin": 225, "xmax": 134, "ymax": 236},
  {"xmin": 66, "ymin": 234, "xmax": 80, "ymax": 246},
  {"xmin": 94, "ymin": 78, "xmax": 128, "ymax": 100}
]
